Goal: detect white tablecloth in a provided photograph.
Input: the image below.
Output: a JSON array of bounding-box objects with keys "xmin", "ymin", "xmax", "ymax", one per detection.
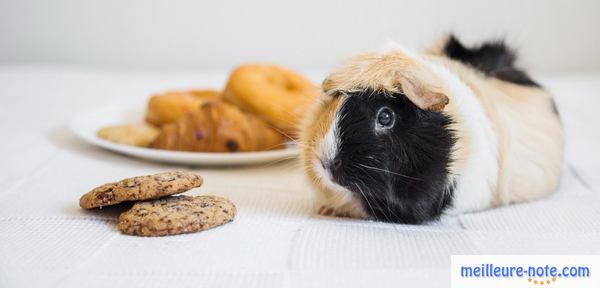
[{"xmin": 0, "ymin": 66, "xmax": 599, "ymax": 288}]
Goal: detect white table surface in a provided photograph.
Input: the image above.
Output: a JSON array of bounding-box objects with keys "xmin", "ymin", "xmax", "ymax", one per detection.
[{"xmin": 0, "ymin": 66, "xmax": 599, "ymax": 288}]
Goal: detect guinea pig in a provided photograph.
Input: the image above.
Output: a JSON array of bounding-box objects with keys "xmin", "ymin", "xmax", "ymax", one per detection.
[{"xmin": 300, "ymin": 34, "xmax": 564, "ymax": 224}]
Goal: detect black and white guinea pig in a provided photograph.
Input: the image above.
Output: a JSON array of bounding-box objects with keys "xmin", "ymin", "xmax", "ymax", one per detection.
[{"xmin": 300, "ymin": 34, "xmax": 564, "ymax": 224}]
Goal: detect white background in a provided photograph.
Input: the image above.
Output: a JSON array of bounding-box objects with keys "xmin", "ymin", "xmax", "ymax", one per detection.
[{"xmin": 1, "ymin": 0, "xmax": 599, "ymax": 73}]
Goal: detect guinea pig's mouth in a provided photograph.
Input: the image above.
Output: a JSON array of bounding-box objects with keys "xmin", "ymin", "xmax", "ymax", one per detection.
[
  {"xmin": 313, "ymin": 156, "xmax": 427, "ymax": 224},
  {"xmin": 310, "ymin": 156, "xmax": 373, "ymax": 219},
  {"xmin": 314, "ymin": 157, "xmax": 343, "ymax": 187}
]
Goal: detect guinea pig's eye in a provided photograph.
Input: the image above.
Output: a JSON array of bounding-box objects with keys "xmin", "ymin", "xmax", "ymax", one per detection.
[{"xmin": 376, "ymin": 107, "xmax": 395, "ymax": 128}]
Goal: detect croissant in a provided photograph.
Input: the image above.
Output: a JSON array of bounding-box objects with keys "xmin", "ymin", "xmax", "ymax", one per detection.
[
  {"xmin": 150, "ymin": 101, "xmax": 287, "ymax": 152},
  {"xmin": 145, "ymin": 90, "xmax": 221, "ymax": 127}
]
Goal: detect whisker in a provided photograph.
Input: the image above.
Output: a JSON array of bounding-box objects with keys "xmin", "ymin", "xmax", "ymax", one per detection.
[
  {"xmin": 351, "ymin": 163, "xmax": 412, "ymax": 226},
  {"xmin": 268, "ymin": 126, "xmax": 313, "ymax": 150},
  {"xmin": 351, "ymin": 175, "xmax": 395, "ymax": 223},
  {"xmin": 257, "ymin": 156, "xmax": 301, "ymax": 169},
  {"xmin": 351, "ymin": 182, "xmax": 378, "ymax": 223},
  {"xmin": 356, "ymin": 163, "xmax": 423, "ymax": 181}
]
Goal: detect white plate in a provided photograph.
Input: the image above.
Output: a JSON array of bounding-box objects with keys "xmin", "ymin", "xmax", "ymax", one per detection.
[{"xmin": 69, "ymin": 103, "xmax": 300, "ymax": 166}]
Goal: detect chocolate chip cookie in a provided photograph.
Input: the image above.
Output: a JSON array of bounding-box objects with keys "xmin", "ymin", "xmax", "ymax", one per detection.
[
  {"xmin": 79, "ymin": 171, "xmax": 203, "ymax": 209},
  {"xmin": 118, "ymin": 195, "xmax": 236, "ymax": 236}
]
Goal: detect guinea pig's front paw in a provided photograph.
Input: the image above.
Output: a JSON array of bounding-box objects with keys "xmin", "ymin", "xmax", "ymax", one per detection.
[{"xmin": 317, "ymin": 205, "xmax": 336, "ymax": 216}]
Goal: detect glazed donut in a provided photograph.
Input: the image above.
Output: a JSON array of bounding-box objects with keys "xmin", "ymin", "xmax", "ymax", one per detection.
[
  {"xmin": 145, "ymin": 90, "xmax": 221, "ymax": 126},
  {"xmin": 223, "ymin": 64, "xmax": 318, "ymax": 135}
]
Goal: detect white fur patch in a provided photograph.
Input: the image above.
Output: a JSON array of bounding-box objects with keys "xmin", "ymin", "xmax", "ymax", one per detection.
[
  {"xmin": 320, "ymin": 111, "xmax": 339, "ymax": 165},
  {"xmin": 312, "ymin": 158, "xmax": 357, "ymax": 207},
  {"xmin": 315, "ymin": 100, "xmax": 343, "ymax": 190},
  {"xmin": 423, "ymin": 60, "xmax": 499, "ymax": 214},
  {"xmin": 313, "ymin": 97, "xmax": 364, "ymax": 214}
]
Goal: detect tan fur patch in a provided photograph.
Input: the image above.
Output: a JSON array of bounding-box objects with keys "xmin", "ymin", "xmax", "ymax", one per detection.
[
  {"xmin": 300, "ymin": 95, "xmax": 341, "ymax": 190},
  {"xmin": 323, "ymin": 50, "xmax": 449, "ymax": 111},
  {"xmin": 424, "ymin": 54, "xmax": 564, "ymax": 205},
  {"xmin": 300, "ymin": 95, "xmax": 368, "ymax": 218}
]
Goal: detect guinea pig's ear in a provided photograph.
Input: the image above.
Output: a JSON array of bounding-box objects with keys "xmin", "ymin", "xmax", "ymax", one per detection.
[
  {"xmin": 322, "ymin": 77, "xmax": 334, "ymax": 93},
  {"xmin": 396, "ymin": 66, "xmax": 449, "ymax": 112}
]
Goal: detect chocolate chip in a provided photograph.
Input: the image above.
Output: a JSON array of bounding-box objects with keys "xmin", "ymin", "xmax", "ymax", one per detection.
[
  {"xmin": 194, "ymin": 129, "xmax": 205, "ymax": 140},
  {"xmin": 225, "ymin": 140, "xmax": 239, "ymax": 152}
]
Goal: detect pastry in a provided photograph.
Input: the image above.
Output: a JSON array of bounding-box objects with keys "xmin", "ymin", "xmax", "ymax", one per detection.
[
  {"xmin": 150, "ymin": 101, "xmax": 286, "ymax": 152},
  {"xmin": 145, "ymin": 90, "xmax": 221, "ymax": 126},
  {"xmin": 223, "ymin": 64, "xmax": 318, "ymax": 136},
  {"xmin": 97, "ymin": 123, "xmax": 159, "ymax": 147}
]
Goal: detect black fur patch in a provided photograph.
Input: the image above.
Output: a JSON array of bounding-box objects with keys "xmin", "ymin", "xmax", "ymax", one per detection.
[
  {"xmin": 443, "ymin": 34, "xmax": 541, "ymax": 87},
  {"xmin": 328, "ymin": 90, "xmax": 455, "ymax": 224}
]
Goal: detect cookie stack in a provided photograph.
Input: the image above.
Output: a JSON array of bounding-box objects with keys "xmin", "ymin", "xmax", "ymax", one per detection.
[{"xmin": 79, "ymin": 171, "xmax": 236, "ymax": 237}]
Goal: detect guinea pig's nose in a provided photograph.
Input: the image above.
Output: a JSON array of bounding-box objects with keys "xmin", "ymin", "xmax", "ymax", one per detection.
[
  {"xmin": 331, "ymin": 158, "xmax": 343, "ymax": 170},
  {"xmin": 326, "ymin": 158, "xmax": 344, "ymax": 184}
]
